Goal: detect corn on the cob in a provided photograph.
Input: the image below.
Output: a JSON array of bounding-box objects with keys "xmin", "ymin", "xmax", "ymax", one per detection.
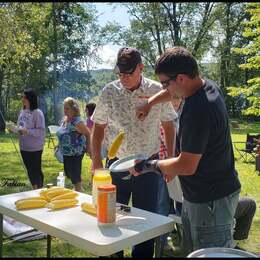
[
  {"xmin": 45, "ymin": 188, "xmax": 71, "ymax": 201},
  {"xmin": 39, "ymin": 186, "xmax": 64, "ymax": 197},
  {"xmin": 15, "ymin": 199, "xmax": 47, "ymax": 210},
  {"xmin": 15, "ymin": 196, "xmax": 47, "ymax": 205},
  {"xmin": 81, "ymin": 202, "xmax": 97, "ymax": 216},
  {"xmin": 51, "ymin": 191, "xmax": 78, "ymax": 201},
  {"xmin": 108, "ymin": 132, "xmax": 125, "ymax": 159},
  {"xmin": 48, "ymin": 199, "xmax": 78, "ymax": 210}
]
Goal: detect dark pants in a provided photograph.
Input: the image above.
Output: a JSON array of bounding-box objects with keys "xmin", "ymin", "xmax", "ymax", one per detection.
[
  {"xmin": 63, "ymin": 153, "xmax": 84, "ymax": 185},
  {"xmin": 234, "ymin": 197, "xmax": 256, "ymax": 240},
  {"xmin": 20, "ymin": 150, "xmax": 44, "ymax": 188},
  {"xmin": 106, "ymin": 155, "xmax": 159, "ymax": 258}
]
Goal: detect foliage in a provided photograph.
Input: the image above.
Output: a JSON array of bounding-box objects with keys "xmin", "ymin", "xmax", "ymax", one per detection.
[
  {"xmin": 115, "ymin": 3, "xmax": 220, "ymax": 67},
  {"xmin": 206, "ymin": 3, "xmax": 248, "ymax": 118},
  {"xmin": 0, "ymin": 3, "xmax": 114, "ymax": 128},
  {"xmin": 228, "ymin": 3, "xmax": 260, "ymax": 117}
]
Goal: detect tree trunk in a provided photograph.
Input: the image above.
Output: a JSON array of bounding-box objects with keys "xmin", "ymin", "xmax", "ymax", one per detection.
[
  {"xmin": 52, "ymin": 2, "xmax": 58, "ymax": 124},
  {"xmin": 220, "ymin": 3, "xmax": 232, "ymax": 90},
  {"xmin": 0, "ymin": 69, "xmax": 5, "ymax": 132},
  {"xmin": 161, "ymin": 3, "xmax": 181, "ymax": 46}
]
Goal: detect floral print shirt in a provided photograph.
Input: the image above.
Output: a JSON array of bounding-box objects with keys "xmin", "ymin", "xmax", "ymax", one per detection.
[
  {"xmin": 56, "ymin": 116, "xmax": 86, "ymax": 156},
  {"xmin": 93, "ymin": 76, "xmax": 177, "ymax": 159}
]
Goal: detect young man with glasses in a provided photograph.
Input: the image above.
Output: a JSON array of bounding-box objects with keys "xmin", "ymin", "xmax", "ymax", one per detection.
[
  {"xmin": 91, "ymin": 47, "xmax": 177, "ymax": 257},
  {"xmin": 134, "ymin": 47, "xmax": 241, "ymax": 255}
]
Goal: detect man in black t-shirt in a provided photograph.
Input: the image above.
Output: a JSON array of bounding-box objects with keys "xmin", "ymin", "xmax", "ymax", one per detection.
[{"xmin": 133, "ymin": 47, "xmax": 241, "ymax": 255}]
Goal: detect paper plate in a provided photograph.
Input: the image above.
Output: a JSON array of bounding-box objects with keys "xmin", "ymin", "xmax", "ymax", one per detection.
[
  {"xmin": 187, "ymin": 247, "xmax": 258, "ymax": 258},
  {"xmin": 109, "ymin": 154, "xmax": 148, "ymax": 172}
]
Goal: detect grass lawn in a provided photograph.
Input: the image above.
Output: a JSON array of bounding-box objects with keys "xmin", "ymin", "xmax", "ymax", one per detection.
[{"xmin": 0, "ymin": 120, "xmax": 260, "ymax": 257}]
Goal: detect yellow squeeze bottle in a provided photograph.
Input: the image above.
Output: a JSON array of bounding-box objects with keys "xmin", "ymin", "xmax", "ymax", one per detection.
[{"xmin": 92, "ymin": 169, "xmax": 112, "ymax": 208}]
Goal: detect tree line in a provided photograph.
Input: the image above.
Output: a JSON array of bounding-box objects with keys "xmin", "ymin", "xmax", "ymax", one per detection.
[{"xmin": 0, "ymin": 2, "xmax": 259, "ymax": 131}]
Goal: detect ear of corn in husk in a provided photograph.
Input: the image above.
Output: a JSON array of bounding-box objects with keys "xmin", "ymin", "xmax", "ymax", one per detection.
[
  {"xmin": 15, "ymin": 199, "xmax": 47, "ymax": 210},
  {"xmin": 108, "ymin": 132, "xmax": 125, "ymax": 159},
  {"xmin": 15, "ymin": 196, "xmax": 47, "ymax": 205},
  {"xmin": 51, "ymin": 191, "xmax": 78, "ymax": 201},
  {"xmin": 81, "ymin": 202, "xmax": 97, "ymax": 216},
  {"xmin": 48, "ymin": 199, "xmax": 78, "ymax": 210}
]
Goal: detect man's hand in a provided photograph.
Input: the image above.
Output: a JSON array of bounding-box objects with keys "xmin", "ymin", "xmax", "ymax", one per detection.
[
  {"xmin": 136, "ymin": 99, "xmax": 151, "ymax": 121},
  {"xmin": 131, "ymin": 159, "xmax": 162, "ymax": 176}
]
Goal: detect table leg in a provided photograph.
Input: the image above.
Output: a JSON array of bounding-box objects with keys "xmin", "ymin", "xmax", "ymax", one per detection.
[
  {"xmin": 47, "ymin": 234, "xmax": 51, "ymax": 258},
  {"xmin": 154, "ymin": 236, "xmax": 164, "ymax": 257},
  {"xmin": 0, "ymin": 214, "xmax": 3, "ymax": 258}
]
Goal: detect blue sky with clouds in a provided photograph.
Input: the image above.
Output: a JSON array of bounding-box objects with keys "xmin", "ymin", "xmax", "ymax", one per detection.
[
  {"xmin": 91, "ymin": 3, "xmax": 130, "ymax": 69},
  {"xmin": 87, "ymin": 3, "xmax": 214, "ymax": 69}
]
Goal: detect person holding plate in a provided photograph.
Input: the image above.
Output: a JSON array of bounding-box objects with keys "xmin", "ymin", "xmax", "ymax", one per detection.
[
  {"xmin": 134, "ymin": 47, "xmax": 241, "ymax": 255},
  {"xmin": 91, "ymin": 47, "xmax": 177, "ymax": 258},
  {"xmin": 17, "ymin": 89, "xmax": 45, "ymax": 189}
]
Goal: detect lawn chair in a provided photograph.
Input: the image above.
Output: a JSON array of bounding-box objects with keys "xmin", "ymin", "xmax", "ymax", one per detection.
[
  {"xmin": 233, "ymin": 133, "xmax": 260, "ymax": 163},
  {"xmin": 47, "ymin": 125, "xmax": 59, "ymax": 148},
  {"xmin": 3, "ymin": 215, "xmax": 46, "ymax": 243}
]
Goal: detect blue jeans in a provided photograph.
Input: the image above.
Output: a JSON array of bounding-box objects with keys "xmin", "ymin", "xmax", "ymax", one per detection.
[
  {"xmin": 156, "ymin": 174, "xmax": 171, "ymax": 249},
  {"xmin": 181, "ymin": 189, "xmax": 240, "ymax": 255},
  {"xmin": 106, "ymin": 156, "xmax": 159, "ymax": 258}
]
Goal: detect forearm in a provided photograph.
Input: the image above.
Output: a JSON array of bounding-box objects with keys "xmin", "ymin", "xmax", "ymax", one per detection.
[
  {"xmin": 76, "ymin": 123, "xmax": 91, "ymax": 138},
  {"xmin": 158, "ymin": 158, "xmax": 192, "ymax": 177},
  {"xmin": 158, "ymin": 152, "xmax": 201, "ymax": 176},
  {"xmin": 162, "ymin": 121, "xmax": 175, "ymax": 158},
  {"xmin": 27, "ymin": 127, "xmax": 45, "ymax": 138},
  {"xmin": 148, "ymin": 89, "xmax": 172, "ymax": 107},
  {"xmin": 91, "ymin": 124, "xmax": 105, "ymax": 170}
]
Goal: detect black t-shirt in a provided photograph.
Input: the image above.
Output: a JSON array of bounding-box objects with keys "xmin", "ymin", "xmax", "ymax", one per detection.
[{"xmin": 176, "ymin": 78, "xmax": 241, "ymax": 203}]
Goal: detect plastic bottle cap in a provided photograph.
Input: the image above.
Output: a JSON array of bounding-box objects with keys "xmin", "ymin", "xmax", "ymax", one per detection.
[{"xmin": 97, "ymin": 184, "xmax": 116, "ymax": 191}]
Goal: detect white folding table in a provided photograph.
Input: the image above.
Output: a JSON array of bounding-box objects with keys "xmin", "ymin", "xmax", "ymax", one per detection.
[{"xmin": 0, "ymin": 189, "xmax": 174, "ymax": 257}]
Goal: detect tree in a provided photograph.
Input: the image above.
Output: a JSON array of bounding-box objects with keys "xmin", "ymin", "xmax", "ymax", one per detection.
[
  {"xmin": 115, "ymin": 2, "xmax": 219, "ymax": 67},
  {"xmin": 0, "ymin": 3, "xmax": 111, "ymax": 129},
  {"xmin": 228, "ymin": 3, "xmax": 260, "ymax": 117},
  {"xmin": 0, "ymin": 3, "xmax": 44, "ymax": 130},
  {"xmin": 210, "ymin": 3, "xmax": 247, "ymax": 117}
]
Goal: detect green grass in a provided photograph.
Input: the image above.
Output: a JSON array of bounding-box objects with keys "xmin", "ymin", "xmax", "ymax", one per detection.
[
  {"xmin": 0, "ymin": 120, "xmax": 260, "ymax": 257},
  {"xmin": 230, "ymin": 120, "xmax": 260, "ymax": 255}
]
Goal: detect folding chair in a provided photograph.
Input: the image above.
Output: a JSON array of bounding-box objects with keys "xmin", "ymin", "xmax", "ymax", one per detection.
[
  {"xmin": 233, "ymin": 133, "xmax": 259, "ymax": 163},
  {"xmin": 47, "ymin": 125, "xmax": 59, "ymax": 148},
  {"xmin": 3, "ymin": 215, "xmax": 46, "ymax": 242}
]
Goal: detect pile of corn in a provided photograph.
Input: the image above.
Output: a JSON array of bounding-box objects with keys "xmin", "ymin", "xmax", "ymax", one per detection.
[{"xmin": 15, "ymin": 187, "xmax": 79, "ymax": 210}]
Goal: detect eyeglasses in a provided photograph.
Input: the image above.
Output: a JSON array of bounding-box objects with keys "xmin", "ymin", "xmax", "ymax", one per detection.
[
  {"xmin": 160, "ymin": 75, "xmax": 178, "ymax": 89},
  {"xmin": 116, "ymin": 65, "xmax": 138, "ymax": 78}
]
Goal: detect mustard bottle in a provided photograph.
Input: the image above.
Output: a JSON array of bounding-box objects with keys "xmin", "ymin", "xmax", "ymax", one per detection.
[{"xmin": 92, "ymin": 169, "xmax": 112, "ymax": 208}]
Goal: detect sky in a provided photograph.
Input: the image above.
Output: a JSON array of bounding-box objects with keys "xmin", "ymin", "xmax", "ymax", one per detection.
[
  {"xmin": 87, "ymin": 3, "xmax": 214, "ymax": 69},
  {"xmin": 90, "ymin": 3, "xmax": 130, "ymax": 70}
]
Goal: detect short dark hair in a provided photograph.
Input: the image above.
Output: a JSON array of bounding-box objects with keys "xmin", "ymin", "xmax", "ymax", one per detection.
[
  {"xmin": 24, "ymin": 89, "xmax": 38, "ymax": 111},
  {"xmin": 85, "ymin": 102, "xmax": 96, "ymax": 117},
  {"xmin": 155, "ymin": 47, "xmax": 199, "ymax": 79}
]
